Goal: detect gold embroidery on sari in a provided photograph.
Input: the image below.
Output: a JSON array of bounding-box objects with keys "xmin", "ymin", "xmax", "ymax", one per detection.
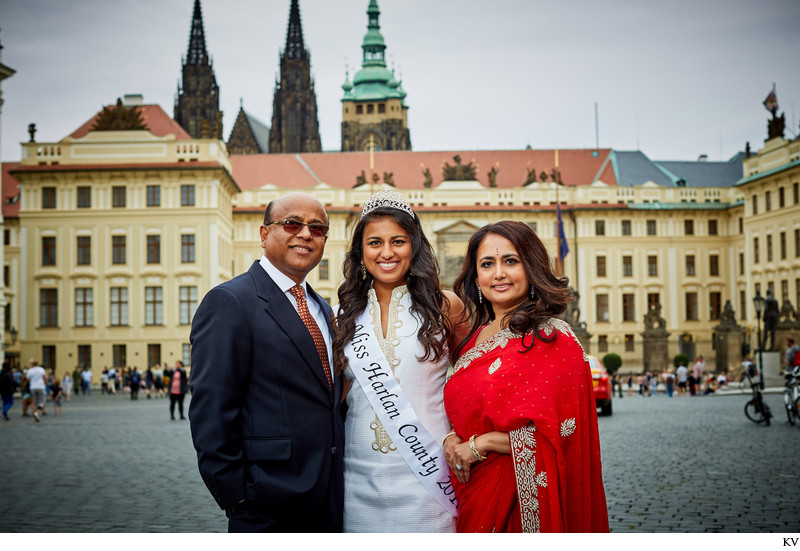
[
  {"xmin": 510, "ymin": 423, "xmax": 541, "ymax": 533},
  {"xmin": 488, "ymin": 358, "xmax": 502, "ymax": 375},
  {"xmin": 560, "ymin": 418, "xmax": 577, "ymax": 437}
]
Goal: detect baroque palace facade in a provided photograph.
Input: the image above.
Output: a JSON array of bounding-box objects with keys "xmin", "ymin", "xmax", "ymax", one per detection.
[
  {"xmin": 2, "ymin": 98, "xmax": 799, "ymax": 377},
  {"xmin": 1, "ymin": 0, "xmax": 798, "ymax": 377}
]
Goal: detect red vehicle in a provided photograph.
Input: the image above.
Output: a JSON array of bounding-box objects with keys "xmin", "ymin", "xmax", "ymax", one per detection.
[{"xmin": 587, "ymin": 356, "xmax": 612, "ymax": 416}]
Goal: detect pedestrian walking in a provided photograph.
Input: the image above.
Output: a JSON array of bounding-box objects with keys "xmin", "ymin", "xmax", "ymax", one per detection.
[
  {"xmin": 51, "ymin": 378, "xmax": 63, "ymax": 414},
  {"xmin": 27, "ymin": 359, "xmax": 48, "ymax": 422},
  {"xmin": 665, "ymin": 369, "xmax": 675, "ymax": 397},
  {"xmin": 80, "ymin": 366, "xmax": 92, "ymax": 396},
  {"xmin": 168, "ymin": 361, "xmax": 188, "ymax": 420},
  {"xmin": 130, "ymin": 369, "xmax": 141, "ymax": 400},
  {"xmin": 676, "ymin": 363, "xmax": 688, "ymax": 397},
  {"xmin": 62, "ymin": 371, "xmax": 73, "ymax": 402},
  {"xmin": 1, "ymin": 363, "xmax": 15, "ymax": 420}
]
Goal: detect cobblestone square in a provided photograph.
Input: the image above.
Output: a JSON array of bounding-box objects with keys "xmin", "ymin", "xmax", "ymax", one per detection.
[{"xmin": 1, "ymin": 387, "xmax": 798, "ymax": 532}]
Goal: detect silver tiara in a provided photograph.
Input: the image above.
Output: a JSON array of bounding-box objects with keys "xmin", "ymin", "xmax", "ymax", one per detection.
[{"xmin": 360, "ymin": 189, "xmax": 416, "ymax": 219}]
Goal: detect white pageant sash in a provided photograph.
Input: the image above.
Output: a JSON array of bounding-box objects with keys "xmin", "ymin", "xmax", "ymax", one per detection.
[{"xmin": 345, "ymin": 312, "xmax": 458, "ymax": 517}]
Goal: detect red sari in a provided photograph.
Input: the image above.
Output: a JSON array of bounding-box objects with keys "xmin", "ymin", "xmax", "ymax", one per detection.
[{"xmin": 443, "ymin": 318, "xmax": 608, "ymax": 533}]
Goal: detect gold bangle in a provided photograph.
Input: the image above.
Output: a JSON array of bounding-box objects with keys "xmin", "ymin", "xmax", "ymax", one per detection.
[{"xmin": 469, "ymin": 434, "xmax": 487, "ymax": 461}]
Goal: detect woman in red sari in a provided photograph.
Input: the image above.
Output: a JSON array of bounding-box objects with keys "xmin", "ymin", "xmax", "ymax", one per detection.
[{"xmin": 443, "ymin": 221, "xmax": 608, "ymax": 533}]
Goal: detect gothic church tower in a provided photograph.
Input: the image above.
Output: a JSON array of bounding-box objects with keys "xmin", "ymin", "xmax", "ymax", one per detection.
[
  {"xmin": 341, "ymin": 0, "xmax": 410, "ymax": 152},
  {"xmin": 174, "ymin": 0, "xmax": 223, "ymax": 139},
  {"xmin": 268, "ymin": 0, "xmax": 322, "ymax": 153}
]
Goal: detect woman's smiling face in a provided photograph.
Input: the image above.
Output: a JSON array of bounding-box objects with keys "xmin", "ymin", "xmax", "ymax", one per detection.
[
  {"xmin": 361, "ymin": 216, "xmax": 413, "ymax": 289},
  {"xmin": 475, "ymin": 233, "xmax": 529, "ymax": 315}
]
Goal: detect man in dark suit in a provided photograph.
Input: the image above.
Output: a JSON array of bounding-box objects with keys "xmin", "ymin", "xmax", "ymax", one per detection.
[{"xmin": 189, "ymin": 192, "xmax": 343, "ymax": 532}]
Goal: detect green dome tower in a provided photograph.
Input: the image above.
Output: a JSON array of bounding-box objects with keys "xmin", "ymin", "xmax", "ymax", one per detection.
[{"xmin": 341, "ymin": 0, "xmax": 411, "ymax": 152}]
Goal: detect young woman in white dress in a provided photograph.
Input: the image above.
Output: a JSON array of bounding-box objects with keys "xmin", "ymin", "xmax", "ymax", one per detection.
[{"xmin": 333, "ymin": 190, "xmax": 464, "ymax": 533}]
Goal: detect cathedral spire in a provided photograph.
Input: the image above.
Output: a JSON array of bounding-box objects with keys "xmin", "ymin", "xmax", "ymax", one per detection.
[
  {"xmin": 186, "ymin": 0, "xmax": 209, "ymax": 66},
  {"xmin": 175, "ymin": 0, "xmax": 222, "ymax": 139},
  {"xmin": 268, "ymin": 0, "xmax": 321, "ymax": 153},
  {"xmin": 284, "ymin": 0, "xmax": 307, "ymax": 60}
]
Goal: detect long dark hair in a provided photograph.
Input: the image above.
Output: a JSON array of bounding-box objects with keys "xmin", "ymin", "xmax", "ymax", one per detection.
[
  {"xmin": 333, "ymin": 208, "xmax": 451, "ymax": 374},
  {"xmin": 453, "ymin": 220, "xmax": 572, "ymax": 357}
]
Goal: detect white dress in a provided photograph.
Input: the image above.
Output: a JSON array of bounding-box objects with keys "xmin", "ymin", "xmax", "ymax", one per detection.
[{"xmin": 343, "ymin": 286, "xmax": 456, "ymax": 533}]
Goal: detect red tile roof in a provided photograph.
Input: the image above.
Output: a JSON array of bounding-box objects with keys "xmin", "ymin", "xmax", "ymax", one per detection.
[
  {"xmin": 1, "ymin": 162, "xmax": 22, "ymax": 218},
  {"xmin": 231, "ymin": 149, "xmax": 616, "ymax": 191},
  {"xmin": 68, "ymin": 104, "xmax": 191, "ymax": 140}
]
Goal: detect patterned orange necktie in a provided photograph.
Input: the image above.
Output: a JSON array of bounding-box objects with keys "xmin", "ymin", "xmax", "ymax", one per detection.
[{"xmin": 289, "ymin": 285, "xmax": 332, "ymax": 390}]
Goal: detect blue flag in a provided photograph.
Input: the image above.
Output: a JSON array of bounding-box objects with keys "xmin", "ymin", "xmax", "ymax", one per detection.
[{"xmin": 557, "ymin": 202, "xmax": 569, "ymax": 261}]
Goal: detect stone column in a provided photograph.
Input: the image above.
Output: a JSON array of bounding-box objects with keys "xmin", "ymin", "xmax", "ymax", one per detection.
[
  {"xmin": 713, "ymin": 300, "xmax": 745, "ymax": 377},
  {"xmin": 642, "ymin": 329, "xmax": 671, "ymax": 373}
]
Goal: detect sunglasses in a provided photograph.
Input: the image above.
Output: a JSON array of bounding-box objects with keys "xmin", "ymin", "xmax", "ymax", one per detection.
[{"xmin": 266, "ymin": 218, "xmax": 329, "ymax": 238}]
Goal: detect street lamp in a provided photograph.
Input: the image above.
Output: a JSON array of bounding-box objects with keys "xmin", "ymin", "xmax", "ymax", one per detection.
[
  {"xmin": 9, "ymin": 327, "xmax": 17, "ymax": 345},
  {"xmin": 753, "ymin": 292, "xmax": 765, "ymax": 387}
]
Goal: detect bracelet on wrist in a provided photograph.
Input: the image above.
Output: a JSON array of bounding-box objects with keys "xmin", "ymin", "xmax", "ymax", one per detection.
[
  {"xmin": 442, "ymin": 431, "xmax": 457, "ymax": 447},
  {"xmin": 469, "ymin": 434, "xmax": 487, "ymax": 461}
]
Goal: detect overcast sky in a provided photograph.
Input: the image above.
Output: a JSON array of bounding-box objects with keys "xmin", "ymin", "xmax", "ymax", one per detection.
[{"xmin": 1, "ymin": 0, "xmax": 799, "ymax": 163}]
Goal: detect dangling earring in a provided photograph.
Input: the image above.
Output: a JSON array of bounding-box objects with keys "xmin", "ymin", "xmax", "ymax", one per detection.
[
  {"xmin": 530, "ymin": 286, "xmax": 536, "ymax": 300},
  {"xmin": 360, "ymin": 260, "xmax": 367, "ymax": 280},
  {"xmin": 477, "ymin": 285, "xmax": 483, "ymax": 304}
]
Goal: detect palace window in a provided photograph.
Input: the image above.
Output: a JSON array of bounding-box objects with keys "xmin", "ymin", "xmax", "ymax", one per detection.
[
  {"xmin": 75, "ymin": 288, "xmax": 93, "ymax": 327},
  {"xmin": 708, "ymin": 219, "xmax": 718, "ymax": 235},
  {"xmin": 181, "ymin": 184, "xmax": 195, "ymax": 207},
  {"xmin": 685, "ymin": 292, "xmax": 698, "ymax": 321},
  {"xmin": 113, "ymin": 345, "xmax": 127, "ymax": 369},
  {"xmin": 148, "ymin": 344, "xmax": 161, "ymax": 368},
  {"xmin": 147, "ymin": 235, "xmax": 161, "ymax": 264},
  {"xmin": 621, "ymin": 220, "xmax": 631, "ymax": 236},
  {"xmin": 147, "ymin": 185, "xmax": 161, "ymax": 207},
  {"xmin": 78, "ymin": 345, "xmax": 91, "ymax": 368},
  {"xmin": 179, "ymin": 286, "xmax": 198, "ymax": 325},
  {"xmin": 767, "ymin": 234, "xmax": 773, "ymax": 262},
  {"xmin": 77, "ymin": 186, "xmax": 91, "ymax": 208},
  {"xmin": 110, "ymin": 287, "xmax": 128, "ymax": 326},
  {"xmin": 42, "ymin": 236, "xmax": 56, "ymax": 266},
  {"xmin": 40, "ymin": 288, "xmax": 58, "ymax": 327},
  {"xmin": 112, "ymin": 236, "xmax": 126, "ymax": 265},
  {"xmin": 754, "ymin": 237, "xmax": 760, "ymax": 263},
  {"xmin": 780, "ymin": 231, "xmax": 787, "ymax": 260},
  {"xmin": 709, "ymin": 292, "xmax": 721, "ymax": 320},
  {"xmin": 709, "ymin": 254, "xmax": 719, "ymax": 277},
  {"xmin": 112, "ymin": 186, "xmax": 126, "ymax": 208},
  {"xmin": 42, "ymin": 187, "xmax": 56, "ymax": 209},
  {"xmin": 181, "ymin": 234, "xmax": 195, "ymax": 263},
  {"xmin": 684, "ymin": 220, "xmax": 694, "ymax": 235},
  {"xmin": 145, "ymin": 286, "xmax": 163, "ymax": 326},
  {"xmin": 648, "ymin": 255, "xmax": 658, "ymax": 277},
  {"xmin": 77, "ymin": 236, "xmax": 91, "ymax": 266},
  {"xmin": 686, "ymin": 255, "xmax": 695, "ymax": 276},
  {"xmin": 596, "ymin": 256, "xmax": 606, "ymax": 277},
  {"xmin": 646, "ymin": 220, "xmax": 657, "ymax": 236},
  {"xmin": 622, "ymin": 255, "xmax": 633, "ymax": 277},
  {"xmin": 596, "ymin": 294, "xmax": 609, "ymax": 322},
  {"xmin": 622, "ymin": 294, "xmax": 635, "ymax": 322},
  {"xmin": 595, "ymin": 220, "xmax": 605, "ymax": 236}
]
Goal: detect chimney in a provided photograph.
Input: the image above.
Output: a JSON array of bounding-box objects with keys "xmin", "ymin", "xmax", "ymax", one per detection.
[{"xmin": 123, "ymin": 94, "xmax": 143, "ymax": 107}]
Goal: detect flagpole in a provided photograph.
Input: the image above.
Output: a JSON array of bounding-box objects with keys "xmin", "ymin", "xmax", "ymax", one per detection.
[{"xmin": 555, "ymin": 148, "xmax": 563, "ymax": 277}]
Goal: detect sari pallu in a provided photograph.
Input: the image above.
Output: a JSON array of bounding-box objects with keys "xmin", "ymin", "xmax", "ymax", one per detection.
[{"xmin": 443, "ymin": 318, "xmax": 608, "ymax": 533}]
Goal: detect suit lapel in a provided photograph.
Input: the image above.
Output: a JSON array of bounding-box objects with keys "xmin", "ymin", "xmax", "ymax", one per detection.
[{"xmin": 250, "ymin": 262, "xmax": 331, "ymax": 391}]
